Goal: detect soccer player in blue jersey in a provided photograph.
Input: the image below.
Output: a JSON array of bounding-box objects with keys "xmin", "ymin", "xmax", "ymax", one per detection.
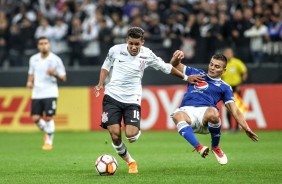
[{"xmin": 170, "ymin": 54, "xmax": 258, "ymax": 165}]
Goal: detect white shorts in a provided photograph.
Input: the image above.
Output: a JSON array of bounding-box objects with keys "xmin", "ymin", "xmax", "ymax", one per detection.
[{"xmin": 172, "ymin": 106, "xmax": 210, "ymax": 134}]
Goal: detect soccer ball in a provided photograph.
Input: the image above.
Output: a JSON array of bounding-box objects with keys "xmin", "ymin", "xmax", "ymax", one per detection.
[{"xmin": 95, "ymin": 154, "xmax": 118, "ymax": 175}]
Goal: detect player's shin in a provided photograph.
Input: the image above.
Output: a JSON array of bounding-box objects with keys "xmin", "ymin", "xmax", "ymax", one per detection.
[
  {"xmin": 208, "ymin": 122, "xmax": 221, "ymax": 148},
  {"xmin": 112, "ymin": 142, "xmax": 135, "ymax": 163}
]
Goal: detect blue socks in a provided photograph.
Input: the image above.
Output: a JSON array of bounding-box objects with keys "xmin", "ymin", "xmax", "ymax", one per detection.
[
  {"xmin": 177, "ymin": 121, "xmax": 199, "ymax": 147},
  {"xmin": 208, "ymin": 122, "xmax": 221, "ymax": 148}
]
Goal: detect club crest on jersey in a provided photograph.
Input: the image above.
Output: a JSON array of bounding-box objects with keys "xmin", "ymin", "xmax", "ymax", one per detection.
[
  {"xmin": 139, "ymin": 60, "xmax": 147, "ymax": 71},
  {"xmin": 194, "ymin": 81, "xmax": 209, "ymax": 90},
  {"xmin": 101, "ymin": 112, "xmax": 108, "ymax": 123}
]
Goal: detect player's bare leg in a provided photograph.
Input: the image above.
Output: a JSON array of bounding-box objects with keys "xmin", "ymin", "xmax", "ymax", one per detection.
[
  {"xmin": 125, "ymin": 125, "xmax": 140, "ymax": 174},
  {"xmin": 172, "ymin": 111, "xmax": 209, "ymax": 158},
  {"xmin": 32, "ymin": 115, "xmax": 52, "ymax": 150},
  {"xmin": 108, "ymin": 124, "xmax": 138, "ymax": 174},
  {"xmin": 42, "ymin": 116, "xmax": 55, "ymax": 150},
  {"xmin": 203, "ymin": 107, "xmax": 227, "ymax": 165}
]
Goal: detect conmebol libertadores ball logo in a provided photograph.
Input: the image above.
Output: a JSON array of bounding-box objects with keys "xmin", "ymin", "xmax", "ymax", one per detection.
[{"xmin": 194, "ymin": 81, "xmax": 209, "ymax": 90}]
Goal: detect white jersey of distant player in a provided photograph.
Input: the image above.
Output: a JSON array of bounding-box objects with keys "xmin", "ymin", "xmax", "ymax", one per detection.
[
  {"xmin": 102, "ymin": 44, "xmax": 172, "ymax": 105},
  {"xmin": 28, "ymin": 52, "xmax": 66, "ymax": 99}
]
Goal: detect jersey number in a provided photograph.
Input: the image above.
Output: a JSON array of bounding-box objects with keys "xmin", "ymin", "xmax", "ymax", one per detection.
[
  {"xmin": 52, "ymin": 100, "xmax": 56, "ymax": 109},
  {"xmin": 133, "ymin": 110, "xmax": 140, "ymax": 120}
]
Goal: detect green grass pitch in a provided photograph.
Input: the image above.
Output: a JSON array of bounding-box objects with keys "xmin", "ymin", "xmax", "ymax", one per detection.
[{"xmin": 0, "ymin": 131, "xmax": 281, "ymax": 184}]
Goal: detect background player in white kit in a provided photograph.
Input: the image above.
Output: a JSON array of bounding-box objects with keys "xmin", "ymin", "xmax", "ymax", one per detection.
[
  {"xmin": 170, "ymin": 54, "xmax": 258, "ymax": 165},
  {"xmin": 26, "ymin": 36, "xmax": 66, "ymax": 150},
  {"xmin": 94, "ymin": 27, "xmax": 204, "ymax": 173}
]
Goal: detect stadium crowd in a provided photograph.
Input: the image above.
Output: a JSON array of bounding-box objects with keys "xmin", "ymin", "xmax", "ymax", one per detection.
[{"xmin": 0, "ymin": 0, "xmax": 281, "ymax": 67}]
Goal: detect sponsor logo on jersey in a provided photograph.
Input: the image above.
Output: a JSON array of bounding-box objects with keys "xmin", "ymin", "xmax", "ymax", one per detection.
[
  {"xmin": 120, "ymin": 51, "xmax": 128, "ymax": 56},
  {"xmin": 194, "ymin": 81, "xmax": 209, "ymax": 90},
  {"xmin": 139, "ymin": 56, "xmax": 148, "ymax": 59}
]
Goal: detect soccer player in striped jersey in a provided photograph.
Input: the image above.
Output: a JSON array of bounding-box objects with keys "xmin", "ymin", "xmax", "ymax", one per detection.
[
  {"xmin": 170, "ymin": 54, "xmax": 258, "ymax": 165},
  {"xmin": 94, "ymin": 27, "xmax": 203, "ymax": 173}
]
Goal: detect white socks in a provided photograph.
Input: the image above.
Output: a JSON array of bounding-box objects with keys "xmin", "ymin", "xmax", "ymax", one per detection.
[
  {"xmin": 36, "ymin": 119, "xmax": 55, "ymax": 145},
  {"xmin": 36, "ymin": 119, "xmax": 46, "ymax": 131},
  {"xmin": 45, "ymin": 119, "xmax": 55, "ymax": 145},
  {"xmin": 112, "ymin": 142, "xmax": 135, "ymax": 163}
]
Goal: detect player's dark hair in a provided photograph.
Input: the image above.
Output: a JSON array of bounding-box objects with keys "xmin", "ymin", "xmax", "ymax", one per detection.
[
  {"xmin": 212, "ymin": 54, "xmax": 227, "ymax": 67},
  {"xmin": 37, "ymin": 36, "xmax": 49, "ymax": 43},
  {"xmin": 127, "ymin": 27, "xmax": 145, "ymax": 40}
]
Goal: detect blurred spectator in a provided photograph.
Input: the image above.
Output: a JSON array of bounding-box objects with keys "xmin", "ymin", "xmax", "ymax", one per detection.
[
  {"xmin": 145, "ymin": 13, "xmax": 165, "ymax": 43},
  {"xmin": 38, "ymin": 0, "xmax": 57, "ymax": 21},
  {"xmin": 20, "ymin": 17, "xmax": 37, "ymax": 66},
  {"xmin": 35, "ymin": 18, "xmax": 53, "ymax": 39},
  {"xmin": 162, "ymin": 1, "xmax": 189, "ymax": 24},
  {"xmin": 56, "ymin": 1, "xmax": 73, "ymax": 24},
  {"xmin": 0, "ymin": 0, "xmax": 281, "ymax": 67},
  {"xmin": 12, "ymin": 2, "xmax": 37, "ymax": 25},
  {"xmin": 123, "ymin": 0, "xmax": 142, "ymax": 19},
  {"xmin": 144, "ymin": 13, "xmax": 166, "ymax": 59},
  {"xmin": 182, "ymin": 14, "xmax": 199, "ymax": 63},
  {"xmin": 98, "ymin": 18, "xmax": 112, "ymax": 63},
  {"xmin": 80, "ymin": 0, "xmax": 96, "ymax": 17},
  {"xmin": 264, "ymin": 12, "xmax": 282, "ymax": 63},
  {"xmin": 244, "ymin": 18, "xmax": 268, "ymax": 65},
  {"xmin": 205, "ymin": 14, "xmax": 224, "ymax": 60},
  {"xmin": 142, "ymin": 0, "xmax": 161, "ymax": 24},
  {"xmin": 129, "ymin": 15, "xmax": 146, "ymax": 29},
  {"xmin": 81, "ymin": 18, "xmax": 100, "ymax": 66},
  {"xmin": 111, "ymin": 12, "xmax": 129, "ymax": 45},
  {"xmin": 8, "ymin": 24, "xmax": 24, "ymax": 66},
  {"xmin": 229, "ymin": 9, "xmax": 252, "ymax": 63},
  {"xmin": 164, "ymin": 14, "xmax": 184, "ymax": 60},
  {"xmin": 50, "ymin": 18, "xmax": 69, "ymax": 65},
  {"xmin": 0, "ymin": 11, "xmax": 8, "ymax": 67},
  {"xmin": 67, "ymin": 16, "xmax": 84, "ymax": 67}
]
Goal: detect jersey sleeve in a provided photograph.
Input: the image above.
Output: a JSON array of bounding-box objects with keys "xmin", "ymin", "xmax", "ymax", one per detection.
[
  {"xmin": 102, "ymin": 46, "xmax": 115, "ymax": 71},
  {"xmin": 223, "ymin": 85, "xmax": 235, "ymax": 104},
  {"xmin": 28, "ymin": 57, "xmax": 34, "ymax": 75},
  {"xmin": 184, "ymin": 66, "xmax": 202, "ymax": 76},
  {"xmin": 56, "ymin": 57, "xmax": 66, "ymax": 76},
  {"xmin": 147, "ymin": 50, "xmax": 172, "ymax": 74}
]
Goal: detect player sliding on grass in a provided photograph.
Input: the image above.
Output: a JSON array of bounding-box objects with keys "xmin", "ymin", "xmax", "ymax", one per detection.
[
  {"xmin": 94, "ymin": 27, "xmax": 203, "ymax": 173},
  {"xmin": 170, "ymin": 53, "xmax": 259, "ymax": 165}
]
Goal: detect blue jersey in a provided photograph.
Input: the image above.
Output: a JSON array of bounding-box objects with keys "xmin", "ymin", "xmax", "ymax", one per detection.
[{"xmin": 180, "ymin": 66, "xmax": 234, "ymax": 109}]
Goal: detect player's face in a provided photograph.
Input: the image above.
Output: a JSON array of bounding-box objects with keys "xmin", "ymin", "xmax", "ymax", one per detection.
[
  {"xmin": 127, "ymin": 37, "xmax": 144, "ymax": 56},
  {"xmin": 38, "ymin": 39, "xmax": 50, "ymax": 54},
  {"xmin": 208, "ymin": 58, "xmax": 226, "ymax": 78}
]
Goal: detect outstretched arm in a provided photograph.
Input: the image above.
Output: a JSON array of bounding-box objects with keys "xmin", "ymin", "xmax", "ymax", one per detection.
[
  {"xmin": 170, "ymin": 50, "xmax": 186, "ymax": 72},
  {"xmin": 170, "ymin": 50, "xmax": 204, "ymax": 84},
  {"xmin": 95, "ymin": 68, "xmax": 109, "ymax": 97},
  {"xmin": 225, "ymin": 102, "xmax": 259, "ymax": 141}
]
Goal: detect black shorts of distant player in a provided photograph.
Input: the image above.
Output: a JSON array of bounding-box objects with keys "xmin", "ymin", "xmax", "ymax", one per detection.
[
  {"xmin": 31, "ymin": 98, "xmax": 57, "ymax": 116},
  {"xmin": 100, "ymin": 95, "xmax": 141, "ymax": 129}
]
